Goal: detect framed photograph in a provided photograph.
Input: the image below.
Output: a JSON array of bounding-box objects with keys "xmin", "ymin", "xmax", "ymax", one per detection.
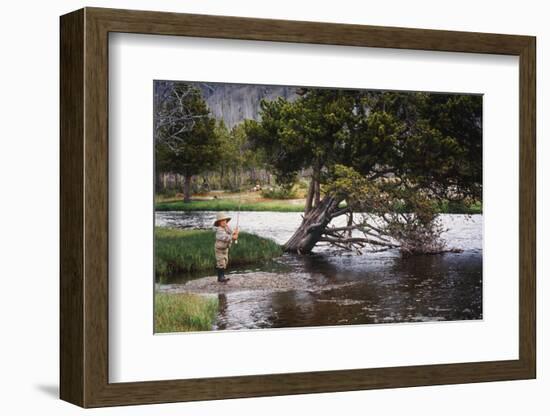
[{"xmin": 60, "ymin": 7, "xmax": 536, "ymax": 408}]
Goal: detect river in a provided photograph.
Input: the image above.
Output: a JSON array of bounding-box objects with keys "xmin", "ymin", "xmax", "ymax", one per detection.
[{"xmin": 156, "ymin": 211, "xmax": 482, "ymax": 330}]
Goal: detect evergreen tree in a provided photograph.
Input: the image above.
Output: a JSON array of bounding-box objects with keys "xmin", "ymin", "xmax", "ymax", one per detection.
[
  {"xmin": 155, "ymin": 82, "xmax": 220, "ymax": 202},
  {"xmin": 246, "ymin": 89, "xmax": 482, "ymax": 254}
]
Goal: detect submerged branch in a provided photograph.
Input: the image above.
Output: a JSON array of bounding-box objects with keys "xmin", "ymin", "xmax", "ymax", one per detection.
[{"xmin": 319, "ymin": 235, "xmax": 400, "ymax": 248}]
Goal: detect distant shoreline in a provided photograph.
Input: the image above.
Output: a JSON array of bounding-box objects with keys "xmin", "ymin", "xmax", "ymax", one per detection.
[{"xmin": 155, "ymin": 198, "xmax": 482, "ymax": 215}]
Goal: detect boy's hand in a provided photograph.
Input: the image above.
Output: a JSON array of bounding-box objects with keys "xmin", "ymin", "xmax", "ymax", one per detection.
[{"xmin": 232, "ymin": 228, "xmax": 239, "ymax": 240}]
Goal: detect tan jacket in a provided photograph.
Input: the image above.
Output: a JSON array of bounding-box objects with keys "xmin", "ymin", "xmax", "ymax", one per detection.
[{"xmin": 214, "ymin": 225, "xmax": 233, "ymax": 250}]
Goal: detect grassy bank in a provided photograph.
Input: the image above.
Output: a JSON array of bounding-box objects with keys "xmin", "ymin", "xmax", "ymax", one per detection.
[
  {"xmin": 155, "ymin": 228, "xmax": 283, "ymax": 278},
  {"xmin": 155, "ymin": 199, "xmax": 305, "ymax": 212},
  {"xmin": 155, "ymin": 292, "xmax": 218, "ymax": 332},
  {"xmin": 155, "ymin": 196, "xmax": 481, "ymax": 214},
  {"xmin": 436, "ymin": 200, "xmax": 482, "ymax": 214}
]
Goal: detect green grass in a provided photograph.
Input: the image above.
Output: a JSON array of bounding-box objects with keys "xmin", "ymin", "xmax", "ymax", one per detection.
[
  {"xmin": 389, "ymin": 199, "xmax": 482, "ymax": 215},
  {"xmin": 155, "ymin": 292, "xmax": 218, "ymax": 332},
  {"xmin": 436, "ymin": 200, "xmax": 482, "ymax": 214},
  {"xmin": 155, "ymin": 197, "xmax": 481, "ymax": 214},
  {"xmin": 155, "ymin": 228, "xmax": 283, "ymax": 278},
  {"xmin": 155, "ymin": 199, "xmax": 305, "ymax": 212}
]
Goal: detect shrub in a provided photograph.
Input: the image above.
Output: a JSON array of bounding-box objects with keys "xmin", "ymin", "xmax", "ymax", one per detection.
[{"xmin": 261, "ymin": 185, "xmax": 297, "ymax": 199}]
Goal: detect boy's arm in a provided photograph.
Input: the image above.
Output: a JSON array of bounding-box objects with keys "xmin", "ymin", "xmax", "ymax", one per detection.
[{"xmin": 215, "ymin": 227, "xmax": 233, "ymax": 242}]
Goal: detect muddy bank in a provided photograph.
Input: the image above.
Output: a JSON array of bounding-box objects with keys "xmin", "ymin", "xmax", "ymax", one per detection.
[{"xmin": 157, "ymin": 271, "xmax": 358, "ymax": 295}]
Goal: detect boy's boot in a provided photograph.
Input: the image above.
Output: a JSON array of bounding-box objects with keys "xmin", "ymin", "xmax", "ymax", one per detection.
[
  {"xmin": 216, "ymin": 267, "xmax": 224, "ymax": 282},
  {"xmin": 219, "ymin": 268, "xmax": 230, "ymax": 283}
]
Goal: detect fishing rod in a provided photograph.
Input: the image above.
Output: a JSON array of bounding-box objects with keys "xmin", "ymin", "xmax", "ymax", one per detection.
[
  {"xmin": 235, "ymin": 192, "xmax": 241, "ymax": 244},
  {"xmin": 234, "ymin": 144, "xmax": 244, "ymax": 245}
]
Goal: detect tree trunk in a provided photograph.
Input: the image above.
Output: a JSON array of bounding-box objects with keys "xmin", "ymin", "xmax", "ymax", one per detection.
[
  {"xmin": 284, "ymin": 196, "xmax": 340, "ymax": 253},
  {"xmin": 156, "ymin": 172, "xmax": 163, "ymax": 193},
  {"xmin": 233, "ymin": 168, "xmax": 239, "ymax": 191},
  {"xmin": 183, "ymin": 174, "xmax": 192, "ymax": 202},
  {"xmin": 304, "ymin": 178, "xmax": 315, "ymax": 214},
  {"xmin": 314, "ymin": 179, "xmax": 321, "ymax": 207}
]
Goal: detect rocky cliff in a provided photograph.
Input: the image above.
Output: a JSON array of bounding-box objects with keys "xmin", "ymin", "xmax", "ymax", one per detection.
[{"xmin": 197, "ymin": 82, "xmax": 298, "ymax": 128}]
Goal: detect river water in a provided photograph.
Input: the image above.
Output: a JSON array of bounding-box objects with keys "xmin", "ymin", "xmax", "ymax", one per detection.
[{"xmin": 156, "ymin": 211, "xmax": 482, "ymax": 330}]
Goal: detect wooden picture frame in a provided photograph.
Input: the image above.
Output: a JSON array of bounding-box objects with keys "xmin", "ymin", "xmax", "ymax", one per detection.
[{"xmin": 60, "ymin": 7, "xmax": 536, "ymax": 408}]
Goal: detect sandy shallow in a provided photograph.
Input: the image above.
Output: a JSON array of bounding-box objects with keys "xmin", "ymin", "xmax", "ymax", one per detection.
[{"xmin": 157, "ymin": 272, "xmax": 358, "ymax": 295}]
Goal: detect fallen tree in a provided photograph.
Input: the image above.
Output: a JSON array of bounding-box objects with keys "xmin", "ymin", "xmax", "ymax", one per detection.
[
  {"xmin": 245, "ymin": 89, "xmax": 482, "ymax": 255},
  {"xmin": 284, "ymin": 166, "xmax": 455, "ymax": 255}
]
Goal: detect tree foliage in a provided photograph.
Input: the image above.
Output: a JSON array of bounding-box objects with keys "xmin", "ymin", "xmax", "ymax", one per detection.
[
  {"xmin": 246, "ymin": 88, "xmax": 482, "ymax": 254},
  {"xmin": 325, "ymin": 165, "xmax": 448, "ymax": 255},
  {"xmin": 214, "ymin": 121, "xmax": 263, "ymax": 191},
  {"xmin": 154, "ymin": 82, "xmax": 220, "ymax": 201}
]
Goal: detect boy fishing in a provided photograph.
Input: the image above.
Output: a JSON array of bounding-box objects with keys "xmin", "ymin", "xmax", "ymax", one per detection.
[{"xmin": 213, "ymin": 212, "xmax": 239, "ymax": 283}]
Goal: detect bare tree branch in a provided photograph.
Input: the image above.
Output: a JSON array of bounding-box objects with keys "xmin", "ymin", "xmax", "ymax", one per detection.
[
  {"xmin": 329, "ymin": 207, "xmax": 351, "ymax": 219},
  {"xmin": 154, "ymin": 81, "xmax": 209, "ymax": 148},
  {"xmin": 319, "ymin": 235, "xmax": 400, "ymax": 248}
]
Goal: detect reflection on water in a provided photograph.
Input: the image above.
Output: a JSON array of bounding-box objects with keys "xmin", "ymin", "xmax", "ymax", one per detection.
[{"xmin": 156, "ymin": 211, "xmax": 482, "ymax": 330}]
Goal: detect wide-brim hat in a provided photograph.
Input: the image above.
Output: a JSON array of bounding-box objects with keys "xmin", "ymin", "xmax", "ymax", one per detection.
[{"xmin": 214, "ymin": 212, "xmax": 231, "ymax": 226}]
